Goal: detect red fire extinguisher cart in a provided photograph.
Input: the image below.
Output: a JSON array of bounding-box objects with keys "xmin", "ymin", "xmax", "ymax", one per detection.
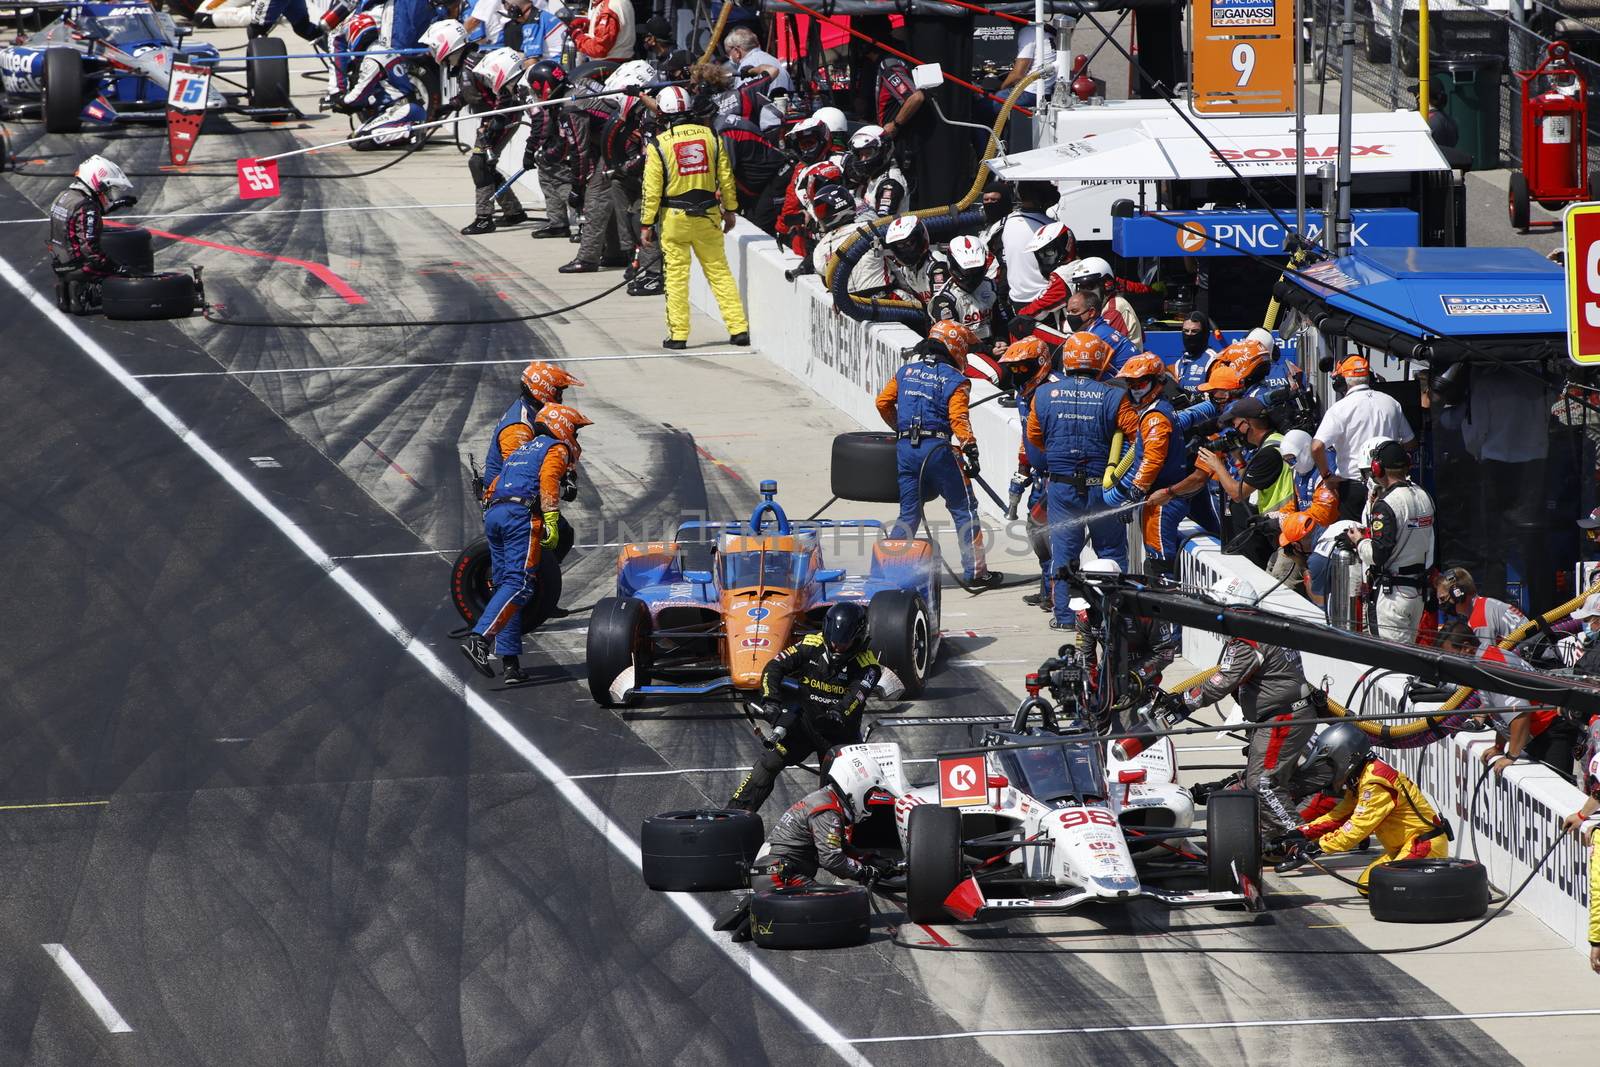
[{"xmin": 1508, "ymin": 41, "xmax": 1596, "ymax": 233}]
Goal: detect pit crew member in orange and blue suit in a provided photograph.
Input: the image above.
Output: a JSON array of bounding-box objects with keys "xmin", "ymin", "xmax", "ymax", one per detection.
[
  {"xmin": 461, "ymin": 404, "xmax": 592, "ymax": 685},
  {"xmin": 481, "ymin": 360, "xmax": 584, "ymax": 494},
  {"xmin": 875, "ymin": 320, "xmax": 1001, "ymax": 588},
  {"xmin": 1103, "ymin": 353, "xmax": 1188, "ymax": 580}
]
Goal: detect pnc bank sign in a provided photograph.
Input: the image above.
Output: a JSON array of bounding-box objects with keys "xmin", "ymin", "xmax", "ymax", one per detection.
[{"xmin": 1112, "ymin": 208, "xmax": 1419, "ymax": 259}]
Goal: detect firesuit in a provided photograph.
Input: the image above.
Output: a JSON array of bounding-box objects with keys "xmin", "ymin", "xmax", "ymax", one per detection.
[
  {"xmin": 1186, "ymin": 636, "xmax": 1318, "ymax": 840},
  {"xmin": 524, "ymin": 63, "xmax": 580, "ymax": 237},
  {"xmin": 49, "ymin": 185, "xmax": 119, "ymax": 282},
  {"xmin": 1024, "ymin": 341, "xmax": 1132, "ymax": 628},
  {"xmin": 874, "ymin": 339, "xmax": 989, "ymax": 581},
  {"xmin": 1357, "ymin": 471, "xmax": 1435, "ymax": 642},
  {"xmin": 640, "ymin": 106, "xmax": 749, "ymax": 344},
  {"xmin": 1300, "ymin": 758, "xmax": 1448, "ymax": 889},
  {"xmin": 571, "ymin": 88, "xmax": 634, "ymax": 267},
  {"xmin": 462, "ymin": 50, "xmax": 530, "ymax": 229},
  {"xmin": 250, "ymin": 0, "xmax": 322, "ymax": 40},
  {"xmin": 1106, "ymin": 358, "xmax": 1189, "ymax": 569},
  {"xmin": 600, "ymin": 98, "xmax": 661, "ymax": 292},
  {"xmin": 756, "ymin": 787, "xmax": 877, "ymax": 888},
  {"xmin": 472, "ymin": 432, "xmax": 571, "ymax": 659},
  {"xmin": 570, "ymin": 0, "xmax": 635, "ymax": 60},
  {"xmin": 1004, "ymin": 339, "xmax": 1056, "ymax": 607},
  {"xmin": 715, "ymin": 116, "xmax": 787, "ymax": 234},
  {"xmin": 481, "ymin": 361, "xmax": 583, "ymax": 490},
  {"xmin": 727, "ymin": 634, "xmax": 882, "ymax": 813}
]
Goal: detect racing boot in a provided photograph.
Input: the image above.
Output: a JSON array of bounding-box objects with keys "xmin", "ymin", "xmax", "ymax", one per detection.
[
  {"xmin": 499, "ymin": 210, "xmax": 530, "ymax": 227},
  {"xmin": 729, "ymin": 332, "xmax": 751, "ymax": 346},
  {"xmin": 1022, "ymin": 592, "xmax": 1051, "ymax": 611},
  {"xmin": 531, "ymin": 225, "xmax": 571, "ymax": 239},
  {"xmin": 968, "ymin": 570, "xmax": 1005, "ymax": 592},
  {"xmin": 626, "ymin": 274, "xmax": 663, "ymax": 296},
  {"xmin": 501, "ymin": 656, "xmax": 531, "ymax": 686},
  {"xmin": 459, "ymin": 633, "xmax": 496, "ymax": 678},
  {"xmin": 662, "ymin": 339, "xmax": 688, "ymax": 351},
  {"xmin": 460, "ymin": 216, "xmax": 497, "ymax": 236}
]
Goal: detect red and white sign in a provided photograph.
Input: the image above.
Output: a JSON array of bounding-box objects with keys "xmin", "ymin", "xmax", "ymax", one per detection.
[
  {"xmin": 237, "ymin": 158, "xmax": 281, "ymax": 200},
  {"xmin": 938, "ymin": 755, "xmax": 986, "ymax": 807},
  {"xmin": 166, "ymin": 62, "xmax": 211, "ymax": 166},
  {"xmin": 673, "ymin": 138, "xmax": 710, "ymax": 176},
  {"xmin": 1567, "ymin": 203, "xmax": 1600, "ymax": 365}
]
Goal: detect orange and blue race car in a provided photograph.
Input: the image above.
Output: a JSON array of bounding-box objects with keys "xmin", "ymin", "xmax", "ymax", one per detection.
[{"xmin": 586, "ymin": 479, "xmax": 941, "ymax": 707}]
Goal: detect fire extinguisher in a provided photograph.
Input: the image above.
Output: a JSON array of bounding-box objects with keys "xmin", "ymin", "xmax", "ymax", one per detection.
[{"xmin": 1527, "ymin": 63, "xmax": 1586, "ymax": 196}]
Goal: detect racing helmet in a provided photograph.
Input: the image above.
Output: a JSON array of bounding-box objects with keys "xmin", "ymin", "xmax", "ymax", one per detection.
[
  {"xmin": 656, "ymin": 84, "xmax": 694, "ymax": 120},
  {"xmin": 998, "ymin": 335, "xmax": 1052, "ymax": 393},
  {"xmin": 1209, "ymin": 574, "xmax": 1259, "ymax": 607},
  {"xmin": 74, "ymin": 155, "xmax": 136, "ymax": 210},
  {"xmin": 922, "ymin": 320, "xmax": 978, "ymax": 367},
  {"xmin": 342, "ymin": 11, "xmax": 380, "ymax": 53},
  {"xmin": 1116, "ymin": 353, "xmax": 1168, "ymax": 403},
  {"xmin": 521, "ymin": 360, "xmax": 585, "ymax": 405},
  {"xmin": 844, "ymin": 124, "xmax": 892, "ymax": 183},
  {"xmin": 604, "ymin": 59, "xmax": 655, "ymax": 94},
  {"xmin": 1067, "ymin": 255, "xmax": 1113, "ymax": 290},
  {"xmin": 784, "ymin": 116, "xmax": 831, "ymax": 163},
  {"xmin": 808, "ymin": 183, "xmax": 857, "ymax": 230},
  {"xmin": 882, "ymin": 215, "xmax": 929, "ymax": 266},
  {"xmin": 1278, "ymin": 428, "xmax": 1314, "ymax": 475},
  {"xmin": 1067, "ymin": 556, "xmax": 1123, "ymax": 612},
  {"xmin": 1026, "ymin": 221, "xmax": 1077, "ymax": 274},
  {"xmin": 533, "ymin": 403, "xmax": 594, "ymax": 449},
  {"xmin": 1200, "ymin": 362, "xmax": 1244, "ymax": 400},
  {"xmin": 1279, "ymin": 511, "xmax": 1318, "ymax": 548},
  {"xmin": 821, "ymin": 601, "xmax": 870, "ymax": 661},
  {"xmin": 812, "ymin": 105, "xmax": 848, "ymax": 141},
  {"xmin": 824, "ymin": 749, "xmax": 888, "ymax": 823},
  {"xmin": 475, "ymin": 47, "xmax": 527, "ymax": 96},
  {"xmin": 1060, "ymin": 331, "xmax": 1111, "ymax": 374},
  {"xmin": 1298, "ymin": 722, "xmax": 1374, "ymax": 795},
  {"xmin": 525, "ymin": 59, "xmax": 569, "ymax": 100},
  {"xmin": 797, "ymin": 160, "xmax": 843, "ymax": 199},
  {"xmin": 420, "ymin": 19, "xmax": 469, "ymax": 65},
  {"xmin": 319, "ymin": 0, "xmax": 354, "ymax": 32},
  {"xmin": 1218, "ymin": 339, "xmax": 1269, "ymax": 387},
  {"xmin": 946, "ymin": 234, "xmax": 988, "ymax": 290}
]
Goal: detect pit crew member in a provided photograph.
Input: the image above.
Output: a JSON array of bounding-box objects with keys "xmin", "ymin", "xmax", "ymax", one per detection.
[
  {"xmin": 481, "ymin": 360, "xmax": 584, "ymax": 493},
  {"xmin": 460, "ymin": 47, "xmax": 533, "ymax": 235},
  {"xmin": 1103, "ymin": 354, "xmax": 1188, "ymax": 579},
  {"xmin": 50, "ymin": 156, "xmax": 138, "ymax": 308},
  {"xmin": 929, "ymin": 235, "xmax": 999, "ymax": 346}
]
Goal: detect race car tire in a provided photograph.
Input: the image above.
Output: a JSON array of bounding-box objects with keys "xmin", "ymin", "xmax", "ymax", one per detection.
[
  {"xmin": 448, "ymin": 516, "xmax": 573, "ymax": 626},
  {"xmin": 640, "ymin": 809, "xmax": 764, "ymax": 892},
  {"xmin": 586, "ymin": 596, "xmax": 652, "ymax": 707},
  {"xmin": 905, "ymin": 804, "xmax": 963, "ymax": 924},
  {"xmin": 44, "ymin": 48, "xmax": 83, "ymax": 135},
  {"xmin": 1205, "ymin": 790, "xmax": 1262, "ymax": 896},
  {"xmin": 829, "ymin": 432, "xmax": 900, "ymax": 504},
  {"xmin": 246, "ymin": 37, "xmax": 292, "ymax": 111},
  {"xmin": 868, "ymin": 589, "xmax": 931, "ymax": 697},
  {"xmin": 1368, "ymin": 858, "xmax": 1489, "ymax": 924},
  {"xmin": 1508, "ymin": 171, "xmax": 1530, "ymax": 234},
  {"xmin": 101, "ymin": 272, "xmax": 196, "ymax": 321},
  {"xmin": 100, "ymin": 227, "xmax": 155, "ymax": 274},
  {"xmin": 750, "ymin": 885, "xmax": 871, "ymax": 949}
]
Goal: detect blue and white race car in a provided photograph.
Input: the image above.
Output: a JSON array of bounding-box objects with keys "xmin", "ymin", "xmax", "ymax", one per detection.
[
  {"xmin": 0, "ymin": 1, "xmax": 292, "ymax": 132},
  {"xmin": 585, "ymin": 479, "xmax": 942, "ymax": 707}
]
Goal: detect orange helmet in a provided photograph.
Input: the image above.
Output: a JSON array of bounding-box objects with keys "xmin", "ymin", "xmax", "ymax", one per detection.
[
  {"xmin": 1217, "ymin": 340, "xmax": 1269, "ymax": 385},
  {"xmin": 1202, "ymin": 362, "xmax": 1244, "ymax": 395},
  {"xmin": 521, "ymin": 360, "xmax": 585, "ymax": 404},
  {"xmin": 1116, "ymin": 353, "xmax": 1168, "ymax": 381},
  {"xmin": 535, "ymin": 403, "xmax": 593, "ymax": 448},
  {"xmin": 999, "ymin": 336, "xmax": 1054, "ymax": 392},
  {"xmin": 1279, "ymin": 511, "xmax": 1318, "ymax": 547},
  {"xmin": 927, "ymin": 320, "xmax": 980, "ymax": 364},
  {"xmin": 1059, "ymin": 331, "xmax": 1111, "ymax": 373},
  {"xmin": 1334, "ymin": 354, "xmax": 1371, "ymax": 378}
]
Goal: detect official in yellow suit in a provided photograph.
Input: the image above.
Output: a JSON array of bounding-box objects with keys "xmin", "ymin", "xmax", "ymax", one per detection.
[
  {"xmin": 1561, "ymin": 742, "xmax": 1600, "ymax": 974},
  {"xmin": 640, "ymin": 85, "xmax": 750, "ymax": 350}
]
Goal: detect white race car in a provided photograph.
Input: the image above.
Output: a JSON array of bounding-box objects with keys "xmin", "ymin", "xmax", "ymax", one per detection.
[{"xmin": 844, "ymin": 701, "xmax": 1265, "ymax": 924}]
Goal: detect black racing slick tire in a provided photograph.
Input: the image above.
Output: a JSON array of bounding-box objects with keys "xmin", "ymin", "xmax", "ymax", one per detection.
[
  {"xmin": 750, "ymin": 885, "xmax": 870, "ymax": 949},
  {"xmin": 1205, "ymin": 790, "xmax": 1263, "ymax": 896},
  {"xmin": 246, "ymin": 37, "xmax": 292, "ymax": 111},
  {"xmin": 43, "ymin": 48, "xmax": 83, "ymax": 134},
  {"xmin": 100, "ymin": 272, "xmax": 196, "ymax": 320},
  {"xmin": 830, "ymin": 432, "xmax": 900, "ymax": 504},
  {"xmin": 100, "ymin": 227, "xmax": 155, "ymax": 274},
  {"xmin": 586, "ymin": 596, "xmax": 652, "ymax": 707},
  {"xmin": 1508, "ymin": 171, "xmax": 1531, "ymax": 234},
  {"xmin": 448, "ymin": 516, "xmax": 571, "ymax": 629},
  {"xmin": 1368, "ymin": 858, "xmax": 1489, "ymax": 923},
  {"xmin": 641, "ymin": 809, "xmax": 764, "ymax": 892},
  {"xmin": 905, "ymin": 804, "xmax": 963, "ymax": 924},
  {"xmin": 868, "ymin": 589, "xmax": 932, "ymax": 698}
]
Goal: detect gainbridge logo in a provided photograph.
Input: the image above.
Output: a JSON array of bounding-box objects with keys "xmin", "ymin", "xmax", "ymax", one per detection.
[{"xmin": 1175, "ymin": 221, "xmax": 1208, "ymax": 253}]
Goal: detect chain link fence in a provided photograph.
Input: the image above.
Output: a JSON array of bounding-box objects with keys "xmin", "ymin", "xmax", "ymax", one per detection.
[{"xmin": 1305, "ymin": 0, "xmax": 1600, "ymax": 172}]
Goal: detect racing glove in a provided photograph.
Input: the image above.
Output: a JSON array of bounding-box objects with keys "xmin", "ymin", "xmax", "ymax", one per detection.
[
  {"xmin": 1101, "ymin": 481, "xmax": 1145, "ymax": 510},
  {"xmin": 961, "ymin": 442, "xmax": 981, "ymax": 477},
  {"xmin": 1274, "ymin": 833, "xmax": 1321, "ymax": 874},
  {"xmin": 561, "ymin": 471, "xmax": 580, "ymax": 502},
  {"xmin": 540, "ymin": 510, "xmax": 561, "ymax": 549}
]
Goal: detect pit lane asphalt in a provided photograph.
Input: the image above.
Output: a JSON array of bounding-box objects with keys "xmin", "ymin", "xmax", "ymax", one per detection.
[{"xmin": 0, "ymin": 106, "xmax": 1513, "ymax": 1066}]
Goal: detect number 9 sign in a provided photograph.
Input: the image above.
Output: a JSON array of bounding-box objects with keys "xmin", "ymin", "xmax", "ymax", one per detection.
[
  {"xmin": 1190, "ymin": 0, "xmax": 1293, "ymax": 115},
  {"xmin": 236, "ymin": 158, "xmax": 281, "ymax": 200}
]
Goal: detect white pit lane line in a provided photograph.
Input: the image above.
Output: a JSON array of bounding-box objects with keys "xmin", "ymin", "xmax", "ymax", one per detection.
[
  {"xmin": 0, "ymin": 255, "xmax": 875, "ymax": 1067},
  {"xmin": 133, "ymin": 349, "xmax": 749, "ymax": 379},
  {"xmin": 42, "ymin": 945, "xmax": 134, "ymax": 1034}
]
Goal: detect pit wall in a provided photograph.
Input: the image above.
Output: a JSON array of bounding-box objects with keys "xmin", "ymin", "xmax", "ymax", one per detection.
[{"xmin": 685, "ymin": 217, "xmax": 1595, "ymax": 957}]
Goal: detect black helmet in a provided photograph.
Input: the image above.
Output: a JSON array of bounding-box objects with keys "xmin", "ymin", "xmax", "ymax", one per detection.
[
  {"xmin": 809, "ymin": 183, "xmax": 856, "ymax": 230},
  {"xmin": 662, "ymin": 48, "xmax": 693, "ymax": 81},
  {"xmin": 1298, "ymin": 722, "xmax": 1373, "ymax": 794},
  {"xmin": 525, "ymin": 59, "xmax": 568, "ymax": 100},
  {"xmin": 821, "ymin": 601, "xmax": 870, "ymax": 660}
]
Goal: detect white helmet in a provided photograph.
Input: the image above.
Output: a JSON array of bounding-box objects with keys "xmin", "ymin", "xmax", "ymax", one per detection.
[
  {"xmin": 1068, "ymin": 557, "xmax": 1123, "ymax": 611},
  {"xmin": 848, "ymin": 123, "xmax": 885, "ymax": 150},
  {"xmin": 1359, "ymin": 436, "xmax": 1397, "ymax": 477},
  {"xmin": 1246, "ymin": 327, "xmax": 1276, "ymax": 356},
  {"xmin": 1068, "ymin": 255, "xmax": 1113, "ymax": 287},
  {"xmin": 825, "ymin": 748, "xmax": 888, "ymax": 822},
  {"xmin": 604, "ymin": 58, "xmax": 655, "ymax": 93},
  {"xmin": 812, "ymin": 105, "xmax": 848, "ymax": 136},
  {"xmin": 656, "ymin": 84, "xmax": 693, "ymax": 115},
  {"xmin": 1210, "ymin": 574, "xmax": 1259, "ymax": 607},
  {"xmin": 1026, "ymin": 220, "xmax": 1077, "ymax": 274},
  {"xmin": 1278, "ymin": 428, "xmax": 1314, "ymax": 476},
  {"xmin": 74, "ymin": 155, "xmax": 135, "ymax": 207},
  {"xmin": 946, "ymin": 234, "xmax": 987, "ymax": 273},
  {"xmin": 420, "ymin": 19, "xmax": 468, "ymax": 65},
  {"xmin": 475, "ymin": 47, "xmax": 526, "ymax": 95}
]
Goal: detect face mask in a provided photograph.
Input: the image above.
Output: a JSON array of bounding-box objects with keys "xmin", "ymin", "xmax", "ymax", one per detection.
[
  {"xmin": 1064, "ymin": 313, "xmax": 1088, "ymax": 331},
  {"xmin": 1333, "ymin": 377, "xmax": 1350, "ymax": 398},
  {"xmin": 1182, "ymin": 331, "xmax": 1206, "ymax": 356},
  {"xmin": 982, "ymin": 200, "xmax": 1006, "ymax": 224}
]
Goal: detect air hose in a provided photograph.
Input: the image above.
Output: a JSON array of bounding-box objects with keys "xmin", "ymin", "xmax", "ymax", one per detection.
[
  {"xmin": 821, "ymin": 70, "xmax": 1043, "ymax": 325},
  {"xmin": 1261, "ymin": 247, "xmax": 1314, "ymax": 330},
  {"xmin": 203, "ymin": 276, "xmax": 628, "ymax": 327}
]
